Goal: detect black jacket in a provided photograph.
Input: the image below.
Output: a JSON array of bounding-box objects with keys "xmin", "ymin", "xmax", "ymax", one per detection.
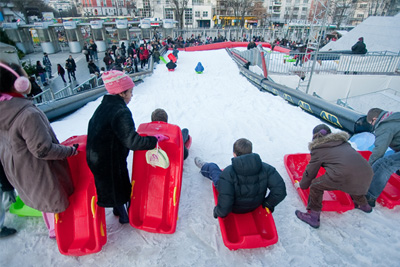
[
  {"xmin": 351, "ymin": 41, "xmax": 367, "ymax": 54},
  {"xmin": 86, "ymin": 95, "xmax": 157, "ymax": 207},
  {"xmin": 214, "ymin": 153, "xmax": 287, "ymax": 218}
]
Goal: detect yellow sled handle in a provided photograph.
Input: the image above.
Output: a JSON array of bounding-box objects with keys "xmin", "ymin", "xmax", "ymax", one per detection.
[
  {"xmin": 173, "ymin": 187, "xmax": 177, "ymax": 206},
  {"xmin": 131, "ymin": 180, "xmax": 135, "ymax": 199},
  {"xmin": 91, "ymin": 196, "xmax": 96, "ymax": 218},
  {"xmin": 55, "ymin": 213, "xmax": 59, "ymax": 223},
  {"xmin": 265, "ymin": 208, "xmax": 270, "ymax": 215}
]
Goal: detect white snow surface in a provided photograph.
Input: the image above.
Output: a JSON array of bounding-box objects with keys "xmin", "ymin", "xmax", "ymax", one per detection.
[{"xmin": 1, "ymin": 49, "xmax": 400, "ymax": 267}]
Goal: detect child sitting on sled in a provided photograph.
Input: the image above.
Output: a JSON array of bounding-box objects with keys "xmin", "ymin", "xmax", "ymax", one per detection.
[
  {"xmin": 151, "ymin": 108, "xmax": 190, "ymax": 160},
  {"xmin": 194, "ymin": 138, "xmax": 286, "ymax": 218},
  {"xmin": 295, "ymin": 124, "xmax": 374, "ymax": 229},
  {"xmin": 86, "ymin": 70, "xmax": 168, "ymax": 224},
  {"xmin": 166, "ymin": 60, "xmax": 177, "ymax": 71}
]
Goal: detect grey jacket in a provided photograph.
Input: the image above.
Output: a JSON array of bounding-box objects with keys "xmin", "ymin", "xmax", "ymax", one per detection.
[
  {"xmin": 0, "ymin": 96, "xmax": 74, "ymax": 213},
  {"xmin": 370, "ymin": 111, "xmax": 400, "ymax": 165}
]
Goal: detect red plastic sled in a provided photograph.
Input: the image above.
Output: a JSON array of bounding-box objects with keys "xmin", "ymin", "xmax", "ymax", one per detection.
[
  {"xmin": 377, "ymin": 173, "xmax": 400, "ymax": 208},
  {"xmin": 167, "ymin": 53, "xmax": 177, "ymax": 63},
  {"xmin": 56, "ymin": 135, "xmax": 107, "ymax": 256},
  {"xmin": 129, "ymin": 122, "xmax": 184, "ymax": 234},
  {"xmin": 212, "ymin": 186, "xmax": 278, "ymax": 250},
  {"xmin": 283, "ymin": 152, "xmax": 371, "ymax": 213}
]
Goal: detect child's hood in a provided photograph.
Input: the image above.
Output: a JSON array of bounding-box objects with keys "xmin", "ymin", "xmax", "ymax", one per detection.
[
  {"xmin": 231, "ymin": 153, "xmax": 262, "ymax": 176},
  {"xmin": 308, "ymin": 131, "xmax": 349, "ymax": 151}
]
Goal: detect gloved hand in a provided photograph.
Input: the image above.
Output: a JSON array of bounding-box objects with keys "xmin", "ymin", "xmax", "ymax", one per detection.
[
  {"xmin": 70, "ymin": 144, "xmax": 79, "ymax": 156},
  {"xmin": 262, "ymin": 202, "xmax": 275, "ymax": 213},
  {"xmin": 154, "ymin": 134, "xmax": 169, "ymax": 142},
  {"xmin": 213, "ymin": 207, "xmax": 218, "ymax": 219}
]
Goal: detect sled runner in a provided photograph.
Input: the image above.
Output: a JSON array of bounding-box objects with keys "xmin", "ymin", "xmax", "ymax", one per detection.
[
  {"xmin": 9, "ymin": 196, "xmax": 42, "ymax": 217},
  {"xmin": 56, "ymin": 135, "xmax": 107, "ymax": 256},
  {"xmin": 129, "ymin": 122, "xmax": 184, "ymax": 234},
  {"xmin": 212, "ymin": 186, "xmax": 278, "ymax": 250}
]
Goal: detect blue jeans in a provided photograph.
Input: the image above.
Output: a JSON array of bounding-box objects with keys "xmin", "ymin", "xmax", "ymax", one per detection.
[
  {"xmin": 200, "ymin": 163, "xmax": 222, "ymax": 189},
  {"xmin": 367, "ymin": 152, "xmax": 400, "ymax": 199}
]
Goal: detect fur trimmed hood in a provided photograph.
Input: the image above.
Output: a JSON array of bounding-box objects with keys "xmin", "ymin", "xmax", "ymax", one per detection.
[{"xmin": 308, "ymin": 131, "xmax": 350, "ymax": 151}]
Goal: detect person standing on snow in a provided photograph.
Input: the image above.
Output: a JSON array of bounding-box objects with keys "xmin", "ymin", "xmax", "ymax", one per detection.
[
  {"xmin": 0, "ymin": 61, "xmax": 78, "ymax": 239},
  {"xmin": 86, "ymin": 70, "xmax": 167, "ymax": 224}
]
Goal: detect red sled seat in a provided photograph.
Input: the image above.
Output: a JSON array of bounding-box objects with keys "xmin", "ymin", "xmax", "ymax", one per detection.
[
  {"xmin": 129, "ymin": 122, "xmax": 184, "ymax": 234},
  {"xmin": 212, "ymin": 186, "xmax": 278, "ymax": 250},
  {"xmin": 56, "ymin": 135, "xmax": 107, "ymax": 256}
]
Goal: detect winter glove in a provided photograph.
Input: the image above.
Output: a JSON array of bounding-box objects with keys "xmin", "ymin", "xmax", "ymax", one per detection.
[
  {"xmin": 294, "ymin": 180, "xmax": 300, "ymax": 189},
  {"xmin": 262, "ymin": 202, "xmax": 275, "ymax": 213},
  {"xmin": 154, "ymin": 134, "xmax": 169, "ymax": 142},
  {"xmin": 70, "ymin": 144, "xmax": 79, "ymax": 156},
  {"xmin": 213, "ymin": 207, "xmax": 218, "ymax": 219}
]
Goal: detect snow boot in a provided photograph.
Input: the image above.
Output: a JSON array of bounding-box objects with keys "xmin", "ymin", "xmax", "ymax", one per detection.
[
  {"xmin": 0, "ymin": 226, "xmax": 17, "ymax": 238},
  {"xmin": 114, "ymin": 205, "xmax": 129, "ymax": 224},
  {"xmin": 295, "ymin": 210, "xmax": 320, "ymax": 229},
  {"xmin": 365, "ymin": 195, "xmax": 376, "ymax": 208},
  {"xmin": 194, "ymin": 157, "xmax": 205, "ymax": 169},
  {"xmin": 354, "ymin": 203, "xmax": 372, "ymax": 213}
]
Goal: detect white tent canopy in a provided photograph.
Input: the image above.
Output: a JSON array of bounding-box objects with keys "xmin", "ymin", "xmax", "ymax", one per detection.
[{"xmin": 321, "ymin": 13, "xmax": 400, "ymax": 53}]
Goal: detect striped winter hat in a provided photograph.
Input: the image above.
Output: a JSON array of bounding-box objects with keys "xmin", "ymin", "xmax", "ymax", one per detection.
[{"xmin": 102, "ymin": 70, "xmax": 134, "ymax": 94}]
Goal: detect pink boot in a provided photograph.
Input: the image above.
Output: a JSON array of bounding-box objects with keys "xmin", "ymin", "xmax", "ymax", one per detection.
[
  {"xmin": 295, "ymin": 210, "xmax": 320, "ymax": 228},
  {"xmin": 42, "ymin": 212, "xmax": 56, "ymax": 239}
]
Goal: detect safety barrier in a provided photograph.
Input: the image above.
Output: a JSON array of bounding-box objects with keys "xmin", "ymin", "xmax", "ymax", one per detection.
[{"xmin": 226, "ymin": 48, "xmax": 371, "ymax": 134}]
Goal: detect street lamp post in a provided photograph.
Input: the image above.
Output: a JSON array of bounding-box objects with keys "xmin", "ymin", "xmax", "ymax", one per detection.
[{"xmin": 59, "ymin": 9, "xmax": 63, "ymax": 22}]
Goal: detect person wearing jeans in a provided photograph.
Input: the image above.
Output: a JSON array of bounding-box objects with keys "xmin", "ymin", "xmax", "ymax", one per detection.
[{"xmin": 365, "ymin": 108, "xmax": 400, "ymax": 206}]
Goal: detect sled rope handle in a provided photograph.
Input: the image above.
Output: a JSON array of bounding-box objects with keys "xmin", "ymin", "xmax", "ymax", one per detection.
[{"xmin": 91, "ymin": 196, "xmax": 96, "ymax": 218}]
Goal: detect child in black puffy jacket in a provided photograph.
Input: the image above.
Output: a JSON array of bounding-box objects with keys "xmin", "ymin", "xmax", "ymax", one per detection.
[{"xmin": 195, "ymin": 138, "xmax": 286, "ymax": 218}]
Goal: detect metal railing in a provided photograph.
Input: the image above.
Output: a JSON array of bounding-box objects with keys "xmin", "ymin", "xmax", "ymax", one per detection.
[{"xmin": 233, "ymin": 48, "xmax": 400, "ymax": 76}]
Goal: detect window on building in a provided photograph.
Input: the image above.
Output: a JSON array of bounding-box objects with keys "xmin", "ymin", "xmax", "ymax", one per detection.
[
  {"xmin": 195, "ymin": 11, "xmax": 200, "ymax": 17},
  {"xmin": 286, "ymin": 0, "xmax": 291, "ymax": 3},
  {"xmin": 295, "ymin": 0, "xmax": 300, "ymax": 3},
  {"xmin": 357, "ymin": 13, "xmax": 364, "ymax": 18},
  {"xmin": 300, "ymin": 15, "xmax": 306, "ymax": 19},
  {"xmin": 293, "ymin": 7, "xmax": 299, "ymax": 11},
  {"xmin": 303, "ymin": 0, "xmax": 308, "ymax": 3},
  {"xmin": 359, "ymin": 3, "xmax": 367, "ymax": 8},
  {"xmin": 192, "ymin": 0, "xmax": 204, "ymax": 5},
  {"xmin": 165, "ymin": 8, "xmax": 173, "ymax": 19},
  {"xmin": 185, "ymin": 8, "xmax": 193, "ymax": 25},
  {"xmin": 203, "ymin": 11, "xmax": 208, "ymax": 17},
  {"xmin": 302, "ymin": 7, "xmax": 307, "ymax": 11}
]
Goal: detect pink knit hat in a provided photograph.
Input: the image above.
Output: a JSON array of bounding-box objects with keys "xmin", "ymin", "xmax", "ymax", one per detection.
[{"xmin": 102, "ymin": 70, "xmax": 134, "ymax": 94}]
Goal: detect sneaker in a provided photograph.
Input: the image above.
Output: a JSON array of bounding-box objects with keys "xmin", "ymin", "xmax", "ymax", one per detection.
[
  {"xmin": 295, "ymin": 210, "xmax": 320, "ymax": 229},
  {"xmin": 355, "ymin": 203, "xmax": 372, "ymax": 213},
  {"xmin": 0, "ymin": 226, "xmax": 17, "ymax": 238},
  {"xmin": 194, "ymin": 157, "xmax": 205, "ymax": 169}
]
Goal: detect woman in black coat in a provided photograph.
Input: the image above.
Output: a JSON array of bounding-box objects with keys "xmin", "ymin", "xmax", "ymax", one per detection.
[{"xmin": 86, "ymin": 70, "xmax": 166, "ymax": 224}]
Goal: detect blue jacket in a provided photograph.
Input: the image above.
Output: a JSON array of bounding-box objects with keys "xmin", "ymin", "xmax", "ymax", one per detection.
[{"xmin": 195, "ymin": 62, "xmax": 204, "ymax": 72}]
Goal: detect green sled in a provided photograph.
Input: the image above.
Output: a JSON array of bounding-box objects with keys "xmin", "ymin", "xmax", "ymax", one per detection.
[
  {"xmin": 9, "ymin": 196, "xmax": 42, "ymax": 217},
  {"xmin": 160, "ymin": 56, "xmax": 168, "ymax": 64}
]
